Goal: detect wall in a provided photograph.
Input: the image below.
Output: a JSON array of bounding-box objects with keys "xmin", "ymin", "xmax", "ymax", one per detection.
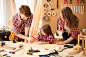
[{"xmin": 42, "ymin": 0, "xmax": 86, "ymax": 34}]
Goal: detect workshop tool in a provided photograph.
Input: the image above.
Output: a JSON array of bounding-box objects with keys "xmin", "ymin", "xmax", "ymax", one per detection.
[
  {"xmin": 64, "ymin": 0, "xmax": 68, "ymax": 4},
  {"xmin": 43, "ymin": 15, "xmax": 49, "ymax": 22},
  {"xmin": 73, "ymin": 5, "xmax": 75, "ymax": 12},
  {"xmin": 47, "ymin": 0, "xmax": 55, "ymax": 11},
  {"xmin": 44, "ymin": 13, "xmax": 47, "ymax": 15},
  {"xmin": 76, "ymin": 5, "xmax": 78, "ymax": 12},
  {"xmin": 76, "ymin": 0, "xmax": 79, "ymax": 4},
  {"xmin": 43, "ymin": 4, "xmax": 48, "ymax": 8},
  {"xmin": 81, "ymin": 5, "xmax": 82, "ymax": 14},
  {"xmin": 69, "ymin": 0, "xmax": 72, "ymax": 4},
  {"xmin": 0, "ymin": 46, "xmax": 16, "ymax": 50},
  {"xmin": 57, "ymin": 0, "xmax": 58, "ymax": 9},
  {"xmin": 27, "ymin": 47, "xmax": 40, "ymax": 55},
  {"xmin": 47, "ymin": 12, "xmax": 51, "ymax": 16},
  {"xmin": 80, "ymin": 0, "xmax": 85, "ymax": 4},
  {"xmin": 39, "ymin": 49, "xmax": 58, "ymax": 57},
  {"xmin": 9, "ymin": 47, "xmax": 23, "ymax": 54},
  {"xmin": 44, "ymin": 9, "xmax": 48, "ymax": 12},
  {"xmin": 71, "ymin": 5, "xmax": 72, "ymax": 11},
  {"xmin": 32, "ymin": 36, "xmax": 38, "ymax": 41},
  {"xmin": 68, "ymin": 5, "xmax": 70, "ymax": 8},
  {"xmin": 78, "ymin": 5, "xmax": 80, "ymax": 13},
  {"xmin": 52, "ymin": 12, "xmax": 57, "ymax": 16},
  {"xmin": 82, "ymin": 5, "xmax": 84, "ymax": 15}
]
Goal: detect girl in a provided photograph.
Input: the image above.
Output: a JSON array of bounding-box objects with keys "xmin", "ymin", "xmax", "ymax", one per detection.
[
  {"xmin": 21, "ymin": 24, "xmax": 54, "ymax": 44},
  {"xmin": 37, "ymin": 24, "xmax": 54, "ymax": 44},
  {"xmin": 57, "ymin": 7, "xmax": 80, "ymax": 45}
]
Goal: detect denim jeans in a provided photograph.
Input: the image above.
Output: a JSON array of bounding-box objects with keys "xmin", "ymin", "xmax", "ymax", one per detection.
[{"xmin": 62, "ymin": 32, "xmax": 77, "ymax": 45}]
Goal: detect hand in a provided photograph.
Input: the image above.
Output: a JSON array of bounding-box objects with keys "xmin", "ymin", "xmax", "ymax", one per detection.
[
  {"xmin": 28, "ymin": 37, "xmax": 34, "ymax": 43},
  {"xmin": 38, "ymin": 42, "xmax": 43, "ymax": 45},
  {"xmin": 56, "ymin": 29, "xmax": 60, "ymax": 33},
  {"xmin": 24, "ymin": 39, "xmax": 28, "ymax": 43},
  {"xmin": 57, "ymin": 42, "xmax": 64, "ymax": 45}
]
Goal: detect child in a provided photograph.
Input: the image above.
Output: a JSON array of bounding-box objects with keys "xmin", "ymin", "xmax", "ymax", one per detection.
[
  {"xmin": 22, "ymin": 24, "xmax": 54, "ymax": 44},
  {"xmin": 57, "ymin": 7, "xmax": 80, "ymax": 45},
  {"xmin": 37, "ymin": 24, "xmax": 54, "ymax": 44}
]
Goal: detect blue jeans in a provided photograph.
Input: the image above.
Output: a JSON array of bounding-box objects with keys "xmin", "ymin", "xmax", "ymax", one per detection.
[{"xmin": 62, "ymin": 32, "xmax": 77, "ymax": 45}]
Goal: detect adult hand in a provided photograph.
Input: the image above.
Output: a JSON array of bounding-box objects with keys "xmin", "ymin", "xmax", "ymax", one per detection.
[
  {"xmin": 57, "ymin": 42, "xmax": 64, "ymax": 45},
  {"xmin": 56, "ymin": 29, "xmax": 60, "ymax": 33},
  {"xmin": 24, "ymin": 39, "xmax": 28, "ymax": 43}
]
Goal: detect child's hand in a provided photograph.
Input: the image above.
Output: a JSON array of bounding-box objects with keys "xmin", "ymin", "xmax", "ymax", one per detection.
[
  {"xmin": 57, "ymin": 42, "xmax": 64, "ymax": 45},
  {"xmin": 28, "ymin": 37, "xmax": 34, "ymax": 43},
  {"xmin": 24, "ymin": 39, "xmax": 28, "ymax": 43}
]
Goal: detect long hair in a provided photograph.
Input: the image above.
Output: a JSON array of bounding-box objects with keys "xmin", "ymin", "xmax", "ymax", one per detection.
[
  {"xmin": 61, "ymin": 7, "xmax": 79, "ymax": 30},
  {"xmin": 40, "ymin": 24, "xmax": 53, "ymax": 37}
]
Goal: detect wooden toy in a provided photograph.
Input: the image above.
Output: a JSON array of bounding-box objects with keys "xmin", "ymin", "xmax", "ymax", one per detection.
[
  {"xmin": 0, "ymin": 48, "xmax": 4, "ymax": 52},
  {"xmin": 0, "ymin": 46, "xmax": 16, "ymax": 50}
]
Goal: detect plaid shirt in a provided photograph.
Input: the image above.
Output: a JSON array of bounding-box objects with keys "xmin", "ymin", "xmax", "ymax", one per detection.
[
  {"xmin": 70, "ymin": 28, "xmax": 80, "ymax": 40},
  {"xmin": 37, "ymin": 32, "xmax": 54, "ymax": 44},
  {"xmin": 58, "ymin": 15, "xmax": 65, "ymax": 34},
  {"xmin": 12, "ymin": 12, "xmax": 33, "ymax": 35},
  {"xmin": 58, "ymin": 15, "xmax": 80, "ymax": 40}
]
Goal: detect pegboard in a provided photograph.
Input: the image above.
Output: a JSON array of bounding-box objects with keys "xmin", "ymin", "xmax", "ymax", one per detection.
[{"xmin": 42, "ymin": 0, "xmax": 86, "ymax": 34}]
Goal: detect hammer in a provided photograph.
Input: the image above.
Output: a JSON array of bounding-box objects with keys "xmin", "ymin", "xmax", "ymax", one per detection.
[{"xmin": 9, "ymin": 47, "xmax": 23, "ymax": 54}]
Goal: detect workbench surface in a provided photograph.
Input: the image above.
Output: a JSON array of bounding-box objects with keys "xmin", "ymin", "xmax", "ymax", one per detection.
[{"xmin": 0, "ymin": 41, "xmax": 84, "ymax": 57}]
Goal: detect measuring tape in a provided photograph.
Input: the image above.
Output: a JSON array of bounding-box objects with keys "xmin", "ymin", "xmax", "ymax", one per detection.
[{"xmin": 43, "ymin": 16, "xmax": 49, "ymax": 22}]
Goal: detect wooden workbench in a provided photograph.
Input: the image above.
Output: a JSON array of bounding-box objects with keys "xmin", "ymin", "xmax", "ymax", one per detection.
[{"xmin": 0, "ymin": 41, "xmax": 85, "ymax": 57}]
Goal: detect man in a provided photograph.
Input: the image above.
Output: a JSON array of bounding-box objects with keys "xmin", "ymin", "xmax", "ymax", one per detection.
[{"xmin": 12, "ymin": 5, "xmax": 33, "ymax": 43}]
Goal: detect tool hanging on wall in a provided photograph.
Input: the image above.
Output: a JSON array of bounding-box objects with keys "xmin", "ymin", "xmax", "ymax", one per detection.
[
  {"xmin": 78, "ymin": 5, "xmax": 80, "ymax": 13},
  {"xmin": 80, "ymin": 0, "xmax": 85, "ymax": 4},
  {"xmin": 73, "ymin": 5, "xmax": 75, "ymax": 12},
  {"xmin": 43, "ymin": 4, "xmax": 48, "ymax": 8},
  {"xmin": 44, "ymin": 9, "xmax": 48, "ymax": 12},
  {"xmin": 71, "ymin": 5, "xmax": 72, "ymax": 11},
  {"xmin": 64, "ymin": 0, "xmax": 68, "ymax": 4},
  {"xmin": 47, "ymin": 0, "xmax": 55, "ymax": 11},
  {"xmin": 47, "ymin": 12, "xmax": 51, "ymax": 16},
  {"xmin": 76, "ymin": 5, "xmax": 78, "ymax": 12},
  {"xmin": 81, "ymin": 5, "xmax": 84, "ymax": 15},
  {"xmin": 57, "ymin": 0, "xmax": 58, "ymax": 9},
  {"xmin": 43, "ymin": 15, "xmax": 49, "ymax": 22},
  {"xmin": 76, "ymin": 0, "xmax": 79, "ymax": 4},
  {"xmin": 52, "ymin": 12, "xmax": 57, "ymax": 16},
  {"xmin": 69, "ymin": 0, "xmax": 72, "ymax": 4}
]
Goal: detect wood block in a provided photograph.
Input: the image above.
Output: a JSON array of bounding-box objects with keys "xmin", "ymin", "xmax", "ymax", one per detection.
[
  {"xmin": 0, "ymin": 48, "xmax": 4, "ymax": 52},
  {"xmin": 63, "ymin": 49, "xmax": 78, "ymax": 55},
  {"xmin": 73, "ymin": 46, "xmax": 82, "ymax": 52},
  {"xmin": 0, "ymin": 46, "xmax": 16, "ymax": 50}
]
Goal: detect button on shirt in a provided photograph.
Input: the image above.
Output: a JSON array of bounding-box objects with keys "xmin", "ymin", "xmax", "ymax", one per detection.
[{"xmin": 12, "ymin": 13, "xmax": 33, "ymax": 35}]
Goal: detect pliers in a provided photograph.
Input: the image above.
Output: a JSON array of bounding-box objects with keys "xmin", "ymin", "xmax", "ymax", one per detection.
[
  {"xmin": 64, "ymin": 0, "xmax": 68, "ymax": 4},
  {"xmin": 80, "ymin": 0, "xmax": 85, "ymax": 4},
  {"xmin": 69, "ymin": 0, "xmax": 72, "ymax": 4},
  {"xmin": 76, "ymin": 0, "xmax": 79, "ymax": 4}
]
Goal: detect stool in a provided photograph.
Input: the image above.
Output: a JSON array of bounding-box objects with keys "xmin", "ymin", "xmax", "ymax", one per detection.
[{"xmin": 77, "ymin": 32, "xmax": 86, "ymax": 56}]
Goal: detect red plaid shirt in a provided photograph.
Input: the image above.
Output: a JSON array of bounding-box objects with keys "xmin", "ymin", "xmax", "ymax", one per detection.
[
  {"xmin": 58, "ymin": 15, "xmax": 65, "ymax": 34},
  {"xmin": 12, "ymin": 12, "xmax": 33, "ymax": 35},
  {"xmin": 58, "ymin": 15, "xmax": 80, "ymax": 40},
  {"xmin": 37, "ymin": 32, "xmax": 54, "ymax": 44}
]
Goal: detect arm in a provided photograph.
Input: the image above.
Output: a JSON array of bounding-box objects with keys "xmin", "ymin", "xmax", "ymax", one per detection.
[{"xmin": 57, "ymin": 37, "xmax": 73, "ymax": 45}]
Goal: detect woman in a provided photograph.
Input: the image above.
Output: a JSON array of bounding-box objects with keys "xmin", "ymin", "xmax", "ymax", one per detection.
[{"xmin": 57, "ymin": 7, "xmax": 80, "ymax": 45}]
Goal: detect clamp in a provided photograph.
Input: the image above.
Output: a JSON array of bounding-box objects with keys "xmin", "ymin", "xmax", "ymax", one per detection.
[
  {"xmin": 76, "ymin": 0, "xmax": 79, "ymax": 4},
  {"xmin": 80, "ymin": 0, "xmax": 85, "ymax": 4},
  {"xmin": 64, "ymin": 0, "xmax": 68, "ymax": 4},
  {"xmin": 69, "ymin": 0, "xmax": 72, "ymax": 4}
]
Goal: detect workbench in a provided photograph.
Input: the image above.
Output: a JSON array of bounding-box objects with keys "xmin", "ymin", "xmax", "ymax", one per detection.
[{"xmin": 0, "ymin": 41, "xmax": 84, "ymax": 57}]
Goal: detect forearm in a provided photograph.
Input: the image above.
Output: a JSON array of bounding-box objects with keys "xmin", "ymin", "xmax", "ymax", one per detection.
[
  {"xmin": 16, "ymin": 34, "xmax": 28, "ymax": 40},
  {"xmin": 42, "ymin": 42, "xmax": 49, "ymax": 44},
  {"xmin": 63, "ymin": 37, "xmax": 73, "ymax": 44}
]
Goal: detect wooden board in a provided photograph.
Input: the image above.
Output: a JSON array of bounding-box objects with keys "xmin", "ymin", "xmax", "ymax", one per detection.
[{"xmin": 0, "ymin": 46, "xmax": 16, "ymax": 50}]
